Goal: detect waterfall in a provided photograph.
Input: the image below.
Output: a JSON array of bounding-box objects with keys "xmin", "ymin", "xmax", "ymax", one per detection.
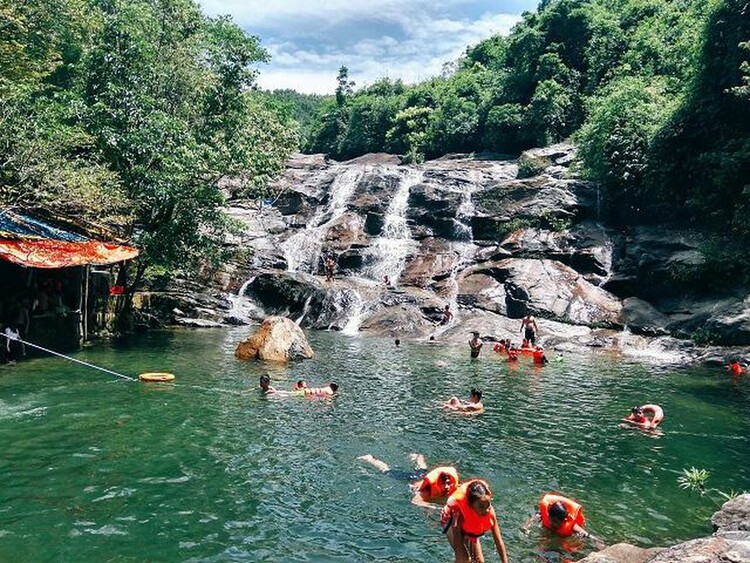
[
  {"xmin": 341, "ymin": 291, "xmax": 365, "ymax": 335},
  {"xmin": 227, "ymin": 277, "xmax": 264, "ymax": 322},
  {"xmin": 439, "ymin": 172, "xmax": 482, "ymax": 324},
  {"xmin": 365, "ymin": 169, "xmax": 423, "ymax": 285},
  {"xmin": 281, "ymin": 166, "xmax": 363, "ymax": 273},
  {"xmin": 295, "ymin": 295, "xmax": 314, "ymax": 325}
]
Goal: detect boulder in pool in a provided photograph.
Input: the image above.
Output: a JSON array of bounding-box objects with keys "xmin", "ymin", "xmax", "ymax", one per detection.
[{"xmin": 235, "ymin": 316, "xmax": 314, "ymax": 362}]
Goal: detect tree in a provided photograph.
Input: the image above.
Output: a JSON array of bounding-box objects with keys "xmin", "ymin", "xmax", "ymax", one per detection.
[
  {"xmin": 335, "ymin": 65, "xmax": 355, "ymax": 107},
  {"xmin": 79, "ymin": 0, "xmax": 295, "ymax": 288}
]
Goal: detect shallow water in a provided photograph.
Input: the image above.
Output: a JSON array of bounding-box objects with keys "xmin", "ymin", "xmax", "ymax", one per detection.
[{"xmin": 0, "ymin": 328, "xmax": 748, "ymax": 562}]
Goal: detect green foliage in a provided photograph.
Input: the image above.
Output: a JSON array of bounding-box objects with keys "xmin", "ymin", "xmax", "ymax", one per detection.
[
  {"xmin": 496, "ymin": 217, "xmax": 532, "ymax": 239},
  {"xmin": 577, "ymin": 75, "xmax": 677, "ymax": 215},
  {"xmin": 678, "ymin": 466, "xmax": 742, "ymax": 506},
  {"xmin": 0, "ymin": 0, "xmax": 296, "ymax": 293},
  {"xmin": 517, "ymin": 153, "xmax": 551, "ymax": 179}
]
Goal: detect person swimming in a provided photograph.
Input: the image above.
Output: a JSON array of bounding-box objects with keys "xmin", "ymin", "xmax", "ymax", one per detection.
[
  {"xmin": 358, "ymin": 453, "xmax": 459, "ymax": 508},
  {"xmin": 292, "ymin": 379, "xmax": 307, "ymax": 391},
  {"xmin": 443, "ymin": 389, "xmax": 484, "ymax": 414}
]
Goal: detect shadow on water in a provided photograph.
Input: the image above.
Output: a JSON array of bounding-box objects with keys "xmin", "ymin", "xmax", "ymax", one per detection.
[{"xmin": 0, "ymin": 327, "xmax": 748, "ymax": 562}]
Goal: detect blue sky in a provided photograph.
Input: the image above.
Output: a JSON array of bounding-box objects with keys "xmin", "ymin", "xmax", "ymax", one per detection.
[{"xmin": 198, "ymin": 0, "xmax": 540, "ymax": 94}]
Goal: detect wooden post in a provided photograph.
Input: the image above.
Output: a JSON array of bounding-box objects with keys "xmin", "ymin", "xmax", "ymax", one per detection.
[{"xmin": 83, "ymin": 265, "xmax": 90, "ymax": 342}]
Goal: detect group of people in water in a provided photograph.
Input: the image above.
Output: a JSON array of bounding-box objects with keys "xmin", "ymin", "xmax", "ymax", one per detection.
[
  {"xmin": 252, "ymin": 304, "xmax": 747, "ymax": 562},
  {"xmin": 356, "ymin": 453, "xmax": 608, "ymax": 563}
]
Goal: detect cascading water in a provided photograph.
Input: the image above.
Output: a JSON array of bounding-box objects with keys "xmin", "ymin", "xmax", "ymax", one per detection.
[
  {"xmin": 365, "ymin": 169, "xmax": 423, "ymax": 285},
  {"xmin": 439, "ymin": 172, "xmax": 483, "ymax": 326},
  {"xmin": 227, "ymin": 277, "xmax": 264, "ymax": 322},
  {"xmin": 281, "ymin": 166, "xmax": 363, "ymax": 273}
]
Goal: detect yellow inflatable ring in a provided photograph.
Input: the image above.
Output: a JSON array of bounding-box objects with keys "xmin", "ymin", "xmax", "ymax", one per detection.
[{"xmin": 139, "ymin": 372, "xmax": 175, "ymax": 383}]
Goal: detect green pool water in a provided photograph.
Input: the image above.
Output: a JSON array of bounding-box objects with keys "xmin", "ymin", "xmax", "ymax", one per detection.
[{"xmin": 0, "ymin": 328, "xmax": 748, "ymax": 562}]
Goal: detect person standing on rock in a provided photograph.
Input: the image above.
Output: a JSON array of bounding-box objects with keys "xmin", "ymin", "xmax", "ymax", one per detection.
[
  {"xmin": 469, "ymin": 331, "xmax": 483, "ymax": 359},
  {"xmin": 520, "ymin": 314, "xmax": 539, "ymax": 346},
  {"xmin": 440, "ymin": 304, "xmax": 454, "ymax": 325},
  {"xmin": 325, "ymin": 254, "xmax": 336, "ymax": 282}
]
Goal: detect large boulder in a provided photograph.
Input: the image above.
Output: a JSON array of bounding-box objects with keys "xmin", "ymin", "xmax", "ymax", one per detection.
[
  {"xmin": 235, "ymin": 316, "xmax": 314, "ymax": 362},
  {"xmin": 470, "ymin": 258, "xmax": 623, "ymax": 327},
  {"xmin": 712, "ymin": 494, "xmax": 750, "ymax": 535}
]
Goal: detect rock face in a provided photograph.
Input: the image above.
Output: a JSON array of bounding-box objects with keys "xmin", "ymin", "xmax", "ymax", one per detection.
[
  {"xmin": 142, "ymin": 143, "xmax": 750, "ymax": 353},
  {"xmin": 235, "ymin": 316, "xmax": 314, "ymax": 362}
]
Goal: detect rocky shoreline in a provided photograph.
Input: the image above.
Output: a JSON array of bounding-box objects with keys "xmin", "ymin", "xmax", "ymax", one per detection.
[{"xmin": 580, "ymin": 494, "xmax": 750, "ymax": 563}]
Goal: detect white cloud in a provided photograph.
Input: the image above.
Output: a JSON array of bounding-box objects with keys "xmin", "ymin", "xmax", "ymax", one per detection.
[
  {"xmin": 201, "ymin": 1, "xmax": 525, "ymax": 93},
  {"xmin": 200, "ymin": 0, "xmax": 466, "ymax": 26}
]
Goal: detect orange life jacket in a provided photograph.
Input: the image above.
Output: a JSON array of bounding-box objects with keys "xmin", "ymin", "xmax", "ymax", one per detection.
[
  {"xmin": 729, "ymin": 362, "xmax": 744, "ymax": 376},
  {"xmin": 416, "ymin": 466, "xmax": 459, "ymax": 500},
  {"xmin": 532, "ymin": 349, "xmax": 546, "ymax": 364},
  {"xmin": 444, "ymin": 479, "xmax": 497, "ymax": 538},
  {"xmin": 507, "ymin": 350, "xmax": 519, "ymax": 361},
  {"xmin": 539, "ymin": 493, "xmax": 584, "ymax": 536}
]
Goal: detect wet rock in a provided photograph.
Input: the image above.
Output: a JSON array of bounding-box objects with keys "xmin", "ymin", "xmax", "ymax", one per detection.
[
  {"xmin": 578, "ymin": 543, "xmax": 664, "ymax": 563},
  {"xmin": 622, "ymin": 298, "xmax": 670, "ymax": 336},
  {"xmin": 712, "ymin": 494, "xmax": 750, "ymax": 534},
  {"xmin": 471, "ymin": 258, "xmax": 622, "ymax": 326},
  {"xmin": 647, "ymin": 536, "xmax": 750, "ymax": 563},
  {"xmin": 235, "ymin": 316, "xmax": 314, "ymax": 362}
]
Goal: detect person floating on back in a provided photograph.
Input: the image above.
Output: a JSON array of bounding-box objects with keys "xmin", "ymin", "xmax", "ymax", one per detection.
[
  {"xmin": 304, "ymin": 382, "xmax": 338, "ymax": 397},
  {"xmin": 358, "ymin": 453, "xmax": 460, "ymax": 508},
  {"xmin": 443, "ymin": 389, "xmax": 484, "ymax": 414},
  {"xmin": 441, "ymin": 479, "xmax": 509, "ymax": 563}
]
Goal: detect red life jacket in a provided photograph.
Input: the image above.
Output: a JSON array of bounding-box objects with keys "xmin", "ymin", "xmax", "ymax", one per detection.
[
  {"xmin": 443, "ymin": 479, "xmax": 497, "ymax": 538},
  {"xmin": 539, "ymin": 493, "xmax": 585, "ymax": 536},
  {"xmin": 416, "ymin": 466, "xmax": 459, "ymax": 500}
]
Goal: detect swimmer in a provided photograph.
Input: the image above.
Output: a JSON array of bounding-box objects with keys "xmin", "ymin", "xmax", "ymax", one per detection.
[
  {"xmin": 358, "ymin": 453, "xmax": 459, "ymax": 508},
  {"xmin": 292, "ymin": 379, "xmax": 307, "ymax": 391},
  {"xmin": 522, "ymin": 493, "xmax": 604, "ymax": 549},
  {"xmin": 443, "ymin": 389, "xmax": 484, "ymax": 414},
  {"xmin": 622, "ymin": 404, "xmax": 664, "ymax": 430},
  {"xmin": 395, "ymin": 338, "xmax": 401, "ymax": 347},
  {"xmin": 304, "ymin": 382, "xmax": 338, "ymax": 396},
  {"xmin": 532, "ymin": 346, "xmax": 549, "ymax": 365},
  {"xmin": 469, "ymin": 331, "xmax": 483, "ymax": 359},
  {"xmin": 259, "ymin": 374, "xmax": 277, "ymax": 394},
  {"xmin": 727, "ymin": 360, "xmax": 746, "ymax": 375},
  {"xmin": 441, "ymin": 479, "xmax": 508, "ymax": 563}
]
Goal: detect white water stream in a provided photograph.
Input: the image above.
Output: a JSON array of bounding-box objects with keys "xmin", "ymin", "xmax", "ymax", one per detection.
[
  {"xmin": 281, "ymin": 166, "xmax": 363, "ymax": 273},
  {"xmin": 365, "ymin": 169, "xmax": 423, "ymax": 286}
]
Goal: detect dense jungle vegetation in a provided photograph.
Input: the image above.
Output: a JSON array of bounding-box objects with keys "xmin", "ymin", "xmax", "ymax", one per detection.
[
  {"xmin": 1, "ymin": 0, "xmax": 748, "ymax": 289},
  {"xmin": 300, "ymin": 0, "xmax": 749, "ymax": 240},
  {"xmin": 0, "ymin": 0, "xmax": 297, "ymax": 288}
]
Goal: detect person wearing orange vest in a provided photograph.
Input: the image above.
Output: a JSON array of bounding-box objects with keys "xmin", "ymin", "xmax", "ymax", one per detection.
[
  {"xmin": 727, "ymin": 361, "xmax": 746, "ymax": 376},
  {"xmin": 539, "ymin": 493, "xmax": 588, "ymax": 537},
  {"xmin": 522, "ymin": 492, "xmax": 604, "ymax": 550},
  {"xmin": 532, "ymin": 346, "xmax": 549, "ymax": 365},
  {"xmin": 441, "ymin": 479, "xmax": 508, "ymax": 563},
  {"xmin": 358, "ymin": 454, "xmax": 460, "ymax": 508}
]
